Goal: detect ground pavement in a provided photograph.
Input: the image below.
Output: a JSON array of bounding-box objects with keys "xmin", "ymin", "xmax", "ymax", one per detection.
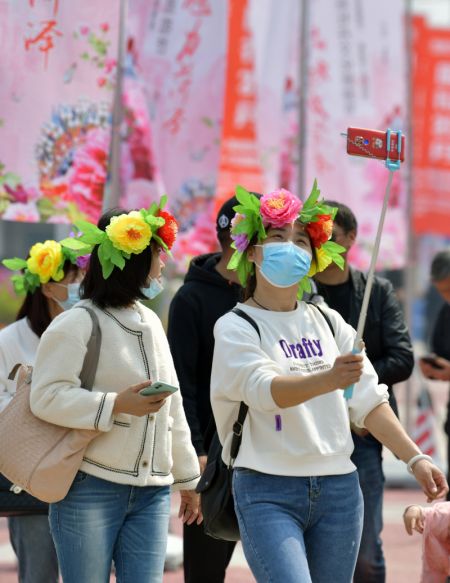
[{"xmin": 0, "ymin": 486, "xmax": 425, "ymax": 582}]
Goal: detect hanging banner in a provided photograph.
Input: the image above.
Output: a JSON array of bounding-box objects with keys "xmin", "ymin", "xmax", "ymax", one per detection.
[
  {"xmin": 413, "ymin": 17, "xmax": 450, "ymax": 236},
  {"xmin": 0, "ymin": 0, "xmax": 120, "ymax": 223},
  {"xmin": 248, "ymin": 0, "xmax": 299, "ymax": 194},
  {"xmin": 306, "ymin": 0, "xmax": 407, "ymax": 270},
  {"xmin": 215, "ymin": 0, "xmax": 264, "ymax": 211},
  {"xmin": 138, "ymin": 0, "xmax": 228, "ymax": 264}
]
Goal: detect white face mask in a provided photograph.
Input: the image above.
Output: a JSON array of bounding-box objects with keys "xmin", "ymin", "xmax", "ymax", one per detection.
[
  {"xmin": 52, "ymin": 282, "xmax": 81, "ymax": 310},
  {"xmin": 142, "ymin": 278, "xmax": 164, "ymax": 300}
]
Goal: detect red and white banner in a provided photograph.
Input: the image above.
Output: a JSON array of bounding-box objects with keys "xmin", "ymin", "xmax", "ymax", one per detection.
[
  {"xmin": 306, "ymin": 0, "xmax": 408, "ymax": 270},
  {"xmin": 413, "ymin": 16, "xmax": 450, "ymax": 236},
  {"xmin": 138, "ymin": 0, "xmax": 228, "ymax": 263}
]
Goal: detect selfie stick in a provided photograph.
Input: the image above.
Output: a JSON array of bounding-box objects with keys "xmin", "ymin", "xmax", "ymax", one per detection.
[{"xmin": 344, "ymin": 129, "xmax": 402, "ymax": 399}]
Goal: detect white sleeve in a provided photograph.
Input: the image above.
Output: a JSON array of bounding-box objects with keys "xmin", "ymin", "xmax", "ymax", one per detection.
[
  {"xmin": 324, "ymin": 307, "xmax": 389, "ymax": 428},
  {"xmin": 211, "ymin": 313, "xmax": 282, "ymax": 415},
  {"xmin": 30, "ymin": 311, "xmax": 116, "ymax": 432}
]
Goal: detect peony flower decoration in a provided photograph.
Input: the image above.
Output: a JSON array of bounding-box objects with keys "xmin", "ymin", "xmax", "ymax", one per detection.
[
  {"xmin": 260, "ymin": 189, "xmax": 302, "ymax": 228},
  {"xmin": 26, "ymin": 240, "xmax": 64, "ymax": 284},
  {"xmin": 228, "ymin": 180, "xmax": 346, "ymax": 298},
  {"xmin": 106, "ymin": 211, "xmax": 152, "ymax": 254},
  {"xmin": 2, "ymin": 239, "xmax": 89, "ymax": 295},
  {"xmin": 60, "ymin": 195, "xmax": 178, "ymax": 279},
  {"xmin": 306, "ymin": 214, "xmax": 333, "ymax": 248},
  {"xmin": 157, "ymin": 209, "xmax": 178, "ymax": 250}
]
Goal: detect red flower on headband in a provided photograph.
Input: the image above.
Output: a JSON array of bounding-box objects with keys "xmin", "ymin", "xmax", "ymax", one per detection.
[
  {"xmin": 306, "ymin": 214, "xmax": 333, "ymax": 248},
  {"xmin": 157, "ymin": 210, "xmax": 178, "ymax": 250}
]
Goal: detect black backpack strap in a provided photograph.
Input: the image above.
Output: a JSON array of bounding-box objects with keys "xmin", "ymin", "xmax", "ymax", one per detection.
[
  {"xmin": 231, "ymin": 307, "xmax": 261, "ymax": 340},
  {"xmin": 306, "ymin": 301, "xmax": 335, "ymax": 337},
  {"xmin": 227, "ymin": 307, "xmax": 261, "ymax": 464}
]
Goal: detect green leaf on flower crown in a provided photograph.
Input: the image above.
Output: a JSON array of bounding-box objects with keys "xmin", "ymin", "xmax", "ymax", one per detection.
[
  {"xmin": 11, "ymin": 275, "xmax": 25, "ymax": 295},
  {"xmin": 109, "ymin": 246, "xmax": 125, "ymax": 270},
  {"xmin": 302, "ymin": 179, "xmax": 320, "ymax": 211},
  {"xmin": 152, "ymin": 234, "xmax": 169, "ymax": 252},
  {"xmin": 122, "ymin": 252, "xmax": 131, "ymax": 260},
  {"xmin": 145, "ymin": 202, "xmax": 159, "ymax": 218},
  {"xmin": 236, "ymin": 256, "xmax": 254, "ymax": 287},
  {"xmin": 227, "ymin": 249, "xmax": 241, "ymax": 271},
  {"xmin": 145, "ymin": 215, "xmax": 165, "ymax": 230},
  {"xmin": 74, "ymin": 220, "xmax": 105, "ymax": 245},
  {"xmin": 2, "ymin": 258, "xmax": 27, "ymax": 271},
  {"xmin": 101, "ymin": 258, "xmax": 114, "ymax": 280},
  {"xmin": 99, "ymin": 238, "xmax": 114, "ymax": 261},
  {"xmin": 322, "ymin": 241, "xmax": 346, "ymax": 269},
  {"xmin": 159, "ymin": 194, "xmax": 168, "ymax": 210},
  {"xmin": 24, "ymin": 271, "xmax": 40, "ymax": 292},
  {"xmin": 60, "ymin": 238, "xmax": 92, "ymax": 253},
  {"xmin": 297, "ymin": 277, "xmax": 312, "ymax": 300}
]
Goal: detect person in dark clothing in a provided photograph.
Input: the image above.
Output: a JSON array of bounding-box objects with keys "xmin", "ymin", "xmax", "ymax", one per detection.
[
  {"xmin": 168, "ymin": 197, "xmax": 242, "ymax": 583},
  {"xmin": 312, "ymin": 201, "xmax": 414, "ymax": 583},
  {"xmin": 419, "ymin": 249, "xmax": 450, "ymax": 501}
]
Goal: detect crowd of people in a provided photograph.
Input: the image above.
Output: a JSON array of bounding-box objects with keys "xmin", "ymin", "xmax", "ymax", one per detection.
[{"xmin": 0, "ymin": 185, "xmax": 449, "ymax": 583}]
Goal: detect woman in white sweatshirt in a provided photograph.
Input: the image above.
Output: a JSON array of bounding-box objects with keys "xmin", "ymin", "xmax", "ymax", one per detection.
[
  {"xmin": 1, "ymin": 239, "xmax": 84, "ymax": 583},
  {"xmin": 210, "ymin": 185, "xmax": 448, "ymax": 583},
  {"xmin": 30, "ymin": 201, "xmax": 201, "ymax": 583}
]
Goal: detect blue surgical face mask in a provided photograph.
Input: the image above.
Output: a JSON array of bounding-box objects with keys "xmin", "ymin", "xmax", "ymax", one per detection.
[
  {"xmin": 255, "ymin": 242, "xmax": 312, "ymax": 288},
  {"xmin": 53, "ymin": 282, "xmax": 81, "ymax": 311},
  {"xmin": 142, "ymin": 278, "xmax": 164, "ymax": 300}
]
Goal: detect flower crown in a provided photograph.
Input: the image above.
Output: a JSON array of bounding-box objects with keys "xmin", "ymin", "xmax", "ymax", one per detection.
[
  {"xmin": 60, "ymin": 195, "xmax": 178, "ymax": 279},
  {"xmin": 2, "ymin": 239, "xmax": 88, "ymax": 295},
  {"xmin": 228, "ymin": 180, "xmax": 346, "ymax": 298}
]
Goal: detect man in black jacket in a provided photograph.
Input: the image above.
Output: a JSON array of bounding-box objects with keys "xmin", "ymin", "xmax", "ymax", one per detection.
[
  {"xmin": 419, "ymin": 249, "xmax": 450, "ymax": 500},
  {"xmin": 168, "ymin": 197, "xmax": 241, "ymax": 583},
  {"xmin": 313, "ymin": 202, "xmax": 414, "ymax": 583}
]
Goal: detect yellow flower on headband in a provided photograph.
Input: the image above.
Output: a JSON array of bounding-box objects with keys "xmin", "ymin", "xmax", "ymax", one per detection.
[
  {"xmin": 308, "ymin": 247, "xmax": 333, "ymax": 278},
  {"xmin": 26, "ymin": 240, "xmax": 64, "ymax": 284},
  {"xmin": 105, "ymin": 211, "xmax": 152, "ymax": 254}
]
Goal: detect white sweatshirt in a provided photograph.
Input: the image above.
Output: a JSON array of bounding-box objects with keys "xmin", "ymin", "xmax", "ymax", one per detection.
[
  {"xmin": 211, "ymin": 302, "xmax": 389, "ymax": 477},
  {"xmin": 0, "ymin": 318, "xmax": 39, "ymax": 412},
  {"xmin": 31, "ymin": 300, "xmax": 200, "ymax": 489}
]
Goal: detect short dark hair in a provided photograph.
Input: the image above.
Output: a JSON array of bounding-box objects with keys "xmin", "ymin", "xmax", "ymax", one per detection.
[
  {"xmin": 81, "ymin": 208, "xmax": 153, "ymax": 309},
  {"xmin": 431, "ymin": 249, "xmax": 450, "ymax": 282},
  {"xmin": 16, "ymin": 261, "xmax": 78, "ymax": 337},
  {"xmin": 324, "ymin": 200, "xmax": 358, "ymax": 235}
]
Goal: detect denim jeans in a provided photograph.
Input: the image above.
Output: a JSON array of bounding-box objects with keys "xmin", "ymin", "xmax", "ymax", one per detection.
[
  {"xmin": 8, "ymin": 514, "xmax": 58, "ymax": 583},
  {"xmin": 351, "ymin": 433, "xmax": 386, "ymax": 583},
  {"xmin": 49, "ymin": 471, "xmax": 171, "ymax": 583},
  {"xmin": 233, "ymin": 469, "xmax": 363, "ymax": 583}
]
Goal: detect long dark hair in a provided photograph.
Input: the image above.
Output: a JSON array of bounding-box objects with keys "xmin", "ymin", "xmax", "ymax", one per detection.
[
  {"xmin": 81, "ymin": 208, "xmax": 153, "ymax": 309},
  {"xmin": 16, "ymin": 262, "xmax": 78, "ymax": 337}
]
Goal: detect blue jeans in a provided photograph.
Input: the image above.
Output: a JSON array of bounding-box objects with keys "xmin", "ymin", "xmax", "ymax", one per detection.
[
  {"xmin": 8, "ymin": 514, "xmax": 58, "ymax": 583},
  {"xmin": 351, "ymin": 433, "xmax": 385, "ymax": 583},
  {"xmin": 49, "ymin": 471, "xmax": 171, "ymax": 583},
  {"xmin": 233, "ymin": 469, "xmax": 363, "ymax": 583}
]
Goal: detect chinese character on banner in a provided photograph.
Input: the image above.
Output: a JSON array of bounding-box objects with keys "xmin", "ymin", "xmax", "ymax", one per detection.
[{"xmin": 24, "ymin": 0, "xmax": 62, "ymax": 68}]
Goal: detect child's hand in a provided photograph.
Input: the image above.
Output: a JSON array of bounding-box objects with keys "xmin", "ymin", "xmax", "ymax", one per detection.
[{"xmin": 403, "ymin": 505, "xmax": 425, "ymax": 535}]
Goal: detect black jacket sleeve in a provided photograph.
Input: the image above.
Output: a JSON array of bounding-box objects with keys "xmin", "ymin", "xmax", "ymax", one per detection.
[
  {"xmin": 167, "ymin": 292, "xmax": 205, "ymax": 456},
  {"xmin": 431, "ymin": 304, "xmax": 450, "ymax": 360},
  {"xmin": 369, "ymin": 279, "xmax": 414, "ymax": 387}
]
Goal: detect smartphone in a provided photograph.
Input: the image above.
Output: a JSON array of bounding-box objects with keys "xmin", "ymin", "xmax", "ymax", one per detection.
[
  {"xmin": 140, "ymin": 381, "xmax": 179, "ymax": 397},
  {"xmin": 420, "ymin": 355, "xmax": 444, "ymax": 370},
  {"xmin": 346, "ymin": 127, "xmax": 405, "ymax": 162}
]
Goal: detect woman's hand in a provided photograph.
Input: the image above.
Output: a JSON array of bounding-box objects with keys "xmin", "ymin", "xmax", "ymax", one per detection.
[
  {"xmin": 419, "ymin": 356, "xmax": 450, "ymax": 381},
  {"xmin": 179, "ymin": 490, "xmax": 203, "ymax": 525},
  {"xmin": 113, "ymin": 381, "xmax": 171, "ymax": 417},
  {"xmin": 403, "ymin": 505, "xmax": 424, "ymax": 535},
  {"xmin": 327, "ymin": 353, "xmax": 364, "ymax": 390},
  {"xmin": 411, "ymin": 459, "xmax": 449, "ymax": 502}
]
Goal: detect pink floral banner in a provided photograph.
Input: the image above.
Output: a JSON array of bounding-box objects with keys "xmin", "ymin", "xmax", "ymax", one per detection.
[
  {"xmin": 136, "ymin": 0, "xmax": 228, "ymax": 265},
  {"xmin": 0, "ymin": 0, "xmax": 122, "ymax": 224},
  {"xmin": 306, "ymin": 0, "xmax": 408, "ymax": 270}
]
